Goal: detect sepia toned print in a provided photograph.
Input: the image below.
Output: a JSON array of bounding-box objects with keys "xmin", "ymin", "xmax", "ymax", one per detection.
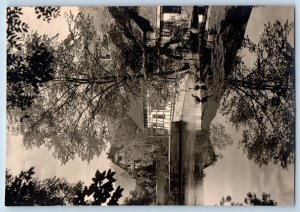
[{"xmin": 6, "ymin": 6, "xmax": 294, "ymax": 206}]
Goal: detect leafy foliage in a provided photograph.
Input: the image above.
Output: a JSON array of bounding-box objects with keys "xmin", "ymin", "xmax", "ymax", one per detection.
[
  {"xmin": 5, "ymin": 167, "xmax": 83, "ymax": 206},
  {"xmin": 7, "ymin": 7, "xmax": 60, "ymax": 49},
  {"xmin": 7, "ymin": 7, "xmax": 61, "ymax": 110},
  {"xmin": 221, "ymin": 20, "xmax": 295, "ymax": 169},
  {"xmin": 73, "ymin": 169, "xmax": 124, "ymax": 205},
  {"xmin": 219, "ymin": 192, "xmax": 277, "ymax": 206},
  {"xmin": 107, "ymin": 7, "xmax": 144, "ymax": 73},
  {"xmin": 34, "ymin": 7, "xmax": 61, "ymax": 22},
  {"xmin": 7, "ymin": 33, "xmax": 55, "ymax": 110},
  {"xmin": 131, "ymin": 164, "xmax": 156, "ymax": 204},
  {"xmin": 10, "ymin": 13, "xmax": 119, "ymax": 164},
  {"xmin": 7, "ymin": 7, "xmax": 28, "ymax": 49},
  {"xmin": 210, "ymin": 123, "xmax": 233, "ymax": 152},
  {"xmin": 6, "ymin": 167, "xmax": 123, "ymax": 206},
  {"xmin": 124, "ymin": 189, "xmax": 154, "ymax": 205},
  {"xmin": 8, "ymin": 11, "xmax": 187, "ymax": 164}
]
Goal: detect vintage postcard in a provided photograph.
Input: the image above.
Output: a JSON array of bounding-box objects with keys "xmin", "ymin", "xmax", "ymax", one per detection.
[{"xmin": 6, "ymin": 6, "xmax": 295, "ymax": 206}]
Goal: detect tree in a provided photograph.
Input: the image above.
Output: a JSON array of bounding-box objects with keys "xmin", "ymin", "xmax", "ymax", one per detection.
[
  {"xmin": 130, "ymin": 164, "xmax": 156, "ymax": 204},
  {"xmin": 8, "ymin": 13, "xmax": 122, "ymax": 163},
  {"xmin": 107, "ymin": 6, "xmax": 191, "ymax": 76},
  {"xmin": 219, "ymin": 192, "xmax": 277, "ymax": 206},
  {"xmin": 107, "ymin": 7, "xmax": 144, "ymax": 73},
  {"xmin": 7, "ymin": 7, "xmax": 61, "ymax": 134},
  {"xmin": 73, "ymin": 169, "xmax": 124, "ymax": 205},
  {"xmin": 5, "ymin": 167, "xmax": 83, "ymax": 206},
  {"xmin": 221, "ymin": 20, "xmax": 295, "ymax": 169},
  {"xmin": 7, "ymin": 33, "xmax": 56, "ymax": 110},
  {"xmin": 7, "ymin": 7, "xmax": 60, "ymax": 50},
  {"xmin": 123, "ymin": 189, "xmax": 154, "ymax": 205},
  {"xmin": 7, "ymin": 7, "xmax": 60, "ymax": 110},
  {"xmin": 5, "ymin": 167, "xmax": 123, "ymax": 206},
  {"xmin": 109, "ymin": 113, "xmax": 168, "ymax": 163},
  {"xmin": 210, "ymin": 123, "xmax": 233, "ymax": 152},
  {"xmin": 7, "ymin": 10, "xmax": 190, "ymax": 164}
]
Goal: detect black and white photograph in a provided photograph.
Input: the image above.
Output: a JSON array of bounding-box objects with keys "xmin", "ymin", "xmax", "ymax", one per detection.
[{"xmin": 6, "ymin": 5, "xmax": 295, "ymax": 206}]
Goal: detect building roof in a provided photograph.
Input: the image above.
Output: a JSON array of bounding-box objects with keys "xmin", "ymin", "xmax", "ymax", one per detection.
[
  {"xmin": 107, "ymin": 145, "xmax": 122, "ymax": 159},
  {"xmin": 127, "ymin": 94, "xmax": 145, "ymax": 131}
]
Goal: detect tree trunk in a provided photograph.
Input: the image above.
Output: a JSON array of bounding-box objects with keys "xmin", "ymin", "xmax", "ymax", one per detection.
[{"xmin": 126, "ymin": 9, "xmax": 154, "ymax": 32}]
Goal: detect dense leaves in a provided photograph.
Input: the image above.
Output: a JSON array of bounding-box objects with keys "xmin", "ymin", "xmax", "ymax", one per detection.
[
  {"xmin": 6, "ymin": 168, "xmax": 123, "ymax": 206},
  {"xmin": 7, "ymin": 33, "xmax": 55, "ymax": 110},
  {"xmin": 5, "ymin": 167, "xmax": 83, "ymax": 206},
  {"xmin": 73, "ymin": 169, "xmax": 124, "ymax": 205},
  {"xmin": 9, "ymin": 14, "xmax": 117, "ymax": 163},
  {"xmin": 221, "ymin": 20, "xmax": 295, "ymax": 169},
  {"xmin": 7, "ymin": 10, "xmax": 188, "ymax": 164},
  {"xmin": 130, "ymin": 164, "xmax": 156, "ymax": 204},
  {"xmin": 7, "ymin": 7, "xmax": 60, "ymax": 49},
  {"xmin": 7, "ymin": 7, "xmax": 60, "ymax": 110},
  {"xmin": 209, "ymin": 123, "xmax": 233, "ymax": 152},
  {"xmin": 219, "ymin": 192, "xmax": 277, "ymax": 206},
  {"xmin": 7, "ymin": 7, "xmax": 28, "ymax": 49},
  {"xmin": 124, "ymin": 190, "xmax": 154, "ymax": 205}
]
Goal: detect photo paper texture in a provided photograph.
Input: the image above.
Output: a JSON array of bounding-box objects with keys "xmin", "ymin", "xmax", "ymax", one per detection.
[{"xmin": 6, "ymin": 5, "xmax": 295, "ymax": 206}]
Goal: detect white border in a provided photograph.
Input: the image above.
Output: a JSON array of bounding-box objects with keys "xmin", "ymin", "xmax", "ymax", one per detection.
[{"xmin": 0, "ymin": 1, "xmax": 298, "ymax": 212}]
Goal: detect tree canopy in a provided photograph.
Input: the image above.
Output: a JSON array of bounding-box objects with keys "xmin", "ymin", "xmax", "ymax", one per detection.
[
  {"xmin": 5, "ymin": 167, "xmax": 123, "ymax": 206},
  {"xmin": 7, "ymin": 8, "xmax": 190, "ymax": 164},
  {"xmin": 7, "ymin": 33, "xmax": 56, "ymax": 110},
  {"xmin": 5, "ymin": 167, "xmax": 82, "ymax": 206},
  {"xmin": 221, "ymin": 20, "xmax": 295, "ymax": 169},
  {"xmin": 7, "ymin": 7, "xmax": 60, "ymax": 110},
  {"xmin": 124, "ymin": 163, "xmax": 156, "ymax": 205},
  {"xmin": 73, "ymin": 169, "xmax": 124, "ymax": 205},
  {"xmin": 123, "ymin": 189, "xmax": 154, "ymax": 205}
]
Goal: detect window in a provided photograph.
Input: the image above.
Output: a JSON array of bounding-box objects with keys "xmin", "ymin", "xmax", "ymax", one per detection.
[
  {"xmin": 152, "ymin": 114, "xmax": 165, "ymax": 119},
  {"xmin": 162, "ymin": 6, "xmax": 182, "ymax": 14},
  {"xmin": 152, "ymin": 122, "xmax": 164, "ymax": 127},
  {"xmin": 161, "ymin": 29, "xmax": 171, "ymax": 37},
  {"xmin": 198, "ymin": 7, "xmax": 207, "ymax": 15}
]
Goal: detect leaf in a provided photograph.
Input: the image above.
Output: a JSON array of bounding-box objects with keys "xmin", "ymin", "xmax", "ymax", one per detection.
[{"xmin": 95, "ymin": 170, "xmax": 101, "ymax": 180}]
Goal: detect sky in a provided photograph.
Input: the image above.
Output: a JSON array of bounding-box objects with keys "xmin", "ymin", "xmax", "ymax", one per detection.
[
  {"xmin": 6, "ymin": 5, "xmax": 295, "ymax": 206},
  {"xmin": 203, "ymin": 6, "xmax": 295, "ymax": 206}
]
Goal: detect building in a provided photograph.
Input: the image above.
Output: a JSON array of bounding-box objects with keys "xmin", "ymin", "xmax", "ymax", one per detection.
[
  {"xmin": 143, "ymin": 89, "xmax": 175, "ymax": 135},
  {"xmin": 107, "ymin": 144, "xmax": 145, "ymax": 173}
]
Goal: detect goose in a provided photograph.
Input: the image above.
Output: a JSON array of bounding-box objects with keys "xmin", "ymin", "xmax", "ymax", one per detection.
[
  {"xmin": 191, "ymin": 94, "xmax": 209, "ymax": 104},
  {"xmin": 189, "ymin": 84, "xmax": 208, "ymax": 91}
]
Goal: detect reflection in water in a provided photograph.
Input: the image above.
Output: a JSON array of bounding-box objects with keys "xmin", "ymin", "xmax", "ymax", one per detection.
[{"xmin": 181, "ymin": 75, "xmax": 204, "ymax": 205}]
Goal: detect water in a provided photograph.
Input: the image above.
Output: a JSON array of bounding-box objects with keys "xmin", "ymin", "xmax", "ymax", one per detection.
[{"xmin": 181, "ymin": 74, "xmax": 204, "ymax": 205}]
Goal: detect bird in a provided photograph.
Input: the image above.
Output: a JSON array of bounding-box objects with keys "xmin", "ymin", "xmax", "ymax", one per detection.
[
  {"xmin": 189, "ymin": 84, "xmax": 208, "ymax": 91},
  {"xmin": 191, "ymin": 94, "xmax": 209, "ymax": 104}
]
